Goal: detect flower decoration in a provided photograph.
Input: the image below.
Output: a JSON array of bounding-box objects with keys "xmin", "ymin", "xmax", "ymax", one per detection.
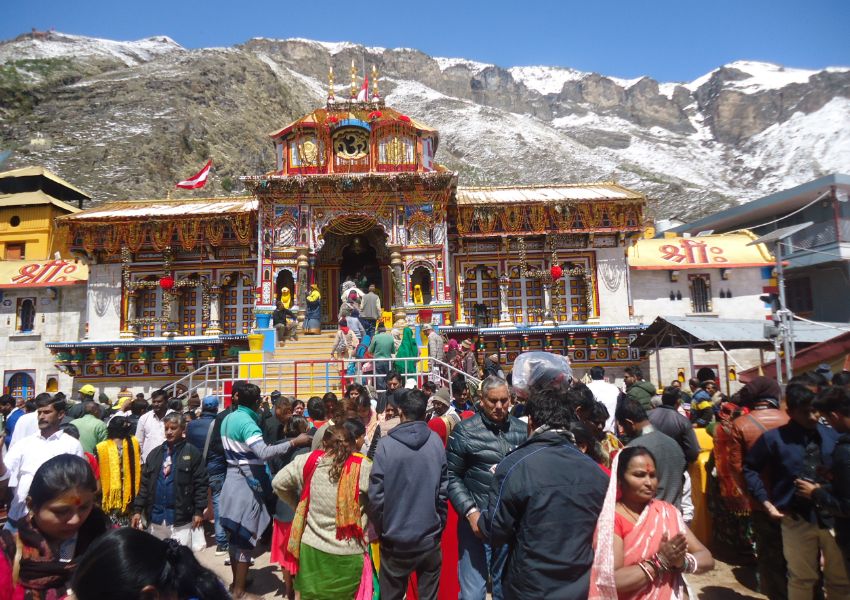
[
  {"xmin": 327, "ymin": 115, "xmax": 339, "ymax": 125},
  {"xmin": 159, "ymin": 276, "xmax": 175, "ymax": 290},
  {"xmin": 398, "ymin": 114, "xmax": 411, "ymax": 123},
  {"xmin": 368, "ymin": 110, "xmax": 382, "ymax": 120},
  {"xmin": 550, "ymin": 265, "xmax": 563, "ymax": 280}
]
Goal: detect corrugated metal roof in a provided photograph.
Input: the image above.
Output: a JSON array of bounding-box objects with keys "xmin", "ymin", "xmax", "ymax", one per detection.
[
  {"xmin": 58, "ymin": 196, "xmax": 256, "ymax": 222},
  {"xmin": 455, "ymin": 183, "xmax": 644, "ymax": 205},
  {"xmin": 0, "ymin": 190, "xmax": 80, "ymax": 213},
  {"xmin": 0, "ymin": 166, "xmax": 90, "ymax": 198},
  {"xmin": 633, "ymin": 316, "xmax": 843, "ymax": 350}
]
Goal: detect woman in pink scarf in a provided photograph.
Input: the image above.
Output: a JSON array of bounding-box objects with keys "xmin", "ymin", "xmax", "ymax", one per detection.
[{"xmin": 589, "ymin": 447, "xmax": 714, "ymax": 599}]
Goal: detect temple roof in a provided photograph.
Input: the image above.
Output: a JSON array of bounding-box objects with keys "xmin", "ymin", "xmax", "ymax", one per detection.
[
  {"xmin": 0, "ymin": 165, "xmax": 90, "ymax": 201},
  {"xmin": 455, "ymin": 183, "xmax": 644, "ymax": 205},
  {"xmin": 56, "ymin": 196, "xmax": 256, "ymax": 223},
  {"xmin": 269, "ymin": 104, "xmax": 438, "ymax": 139},
  {"xmin": 0, "ymin": 190, "xmax": 80, "ymax": 213}
]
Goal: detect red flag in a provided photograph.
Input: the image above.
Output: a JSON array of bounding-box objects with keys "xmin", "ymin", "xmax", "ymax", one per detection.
[
  {"xmin": 356, "ymin": 76, "xmax": 369, "ymax": 102},
  {"xmin": 176, "ymin": 160, "xmax": 212, "ymax": 189}
]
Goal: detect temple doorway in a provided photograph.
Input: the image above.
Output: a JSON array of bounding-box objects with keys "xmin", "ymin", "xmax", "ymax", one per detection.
[{"xmin": 316, "ymin": 225, "xmax": 389, "ymax": 327}]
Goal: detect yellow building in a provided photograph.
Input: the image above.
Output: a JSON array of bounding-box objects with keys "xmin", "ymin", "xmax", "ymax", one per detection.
[
  {"xmin": 0, "ymin": 166, "xmax": 88, "ymax": 401},
  {"xmin": 0, "ymin": 166, "xmax": 87, "ymax": 260}
]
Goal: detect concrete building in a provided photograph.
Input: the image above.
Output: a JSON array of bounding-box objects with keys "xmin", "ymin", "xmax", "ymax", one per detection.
[
  {"xmin": 628, "ymin": 230, "xmax": 775, "ymax": 394},
  {"xmin": 673, "ymin": 174, "xmax": 850, "ymax": 323},
  {"xmin": 0, "ymin": 166, "xmax": 88, "ymax": 400}
]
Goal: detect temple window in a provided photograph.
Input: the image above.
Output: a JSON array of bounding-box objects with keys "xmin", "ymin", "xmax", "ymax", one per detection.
[
  {"xmin": 553, "ymin": 260, "xmax": 592, "ymax": 322},
  {"xmin": 221, "ymin": 273, "xmax": 253, "ymax": 334},
  {"xmin": 689, "ymin": 274, "xmax": 712, "ymax": 313},
  {"xmin": 409, "ymin": 222, "xmax": 431, "ymax": 245},
  {"xmin": 16, "ymin": 297, "xmax": 36, "ymax": 332},
  {"xmin": 508, "ymin": 264, "xmax": 543, "ymax": 324},
  {"xmin": 463, "ymin": 265, "xmax": 498, "ymax": 327},
  {"xmin": 289, "ymin": 135, "xmax": 325, "ymax": 168},
  {"xmin": 410, "ymin": 266, "xmax": 433, "ymax": 305},
  {"xmin": 136, "ymin": 281, "xmax": 161, "ymax": 337},
  {"xmin": 180, "ymin": 285, "xmax": 203, "ymax": 336},
  {"xmin": 378, "ymin": 136, "xmax": 415, "ymax": 166}
]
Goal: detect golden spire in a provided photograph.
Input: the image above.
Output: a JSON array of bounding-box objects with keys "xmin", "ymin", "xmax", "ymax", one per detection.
[
  {"xmin": 350, "ymin": 60, "xmax": 357, "ymax": 98},
  {"xmin": 327, "ymin": 65, "xmax": 335, "ymax": 102},
  {"xmin": 371, "ymin": 64, "xmax": 379, "ymax": 99}
]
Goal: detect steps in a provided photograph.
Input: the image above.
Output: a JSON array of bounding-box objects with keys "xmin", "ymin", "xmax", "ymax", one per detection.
[{"xmin": 258, "ymin": 332, "xmax": 342, "ymax": 398}]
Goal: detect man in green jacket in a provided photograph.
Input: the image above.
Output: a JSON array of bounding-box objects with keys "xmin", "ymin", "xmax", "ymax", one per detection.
[
  {"xmin": 70, "ymin": 401, "xmax": 108, "ymax": 453},
  {"xmin": 369, "ymin": 322, "xmax": 396, "ymax": 391},
  {"xmin": 624, "ymin": 366, "xmax": 657, "ymax": 412}
]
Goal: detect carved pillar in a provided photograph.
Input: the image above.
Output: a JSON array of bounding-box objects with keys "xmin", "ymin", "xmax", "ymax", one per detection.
[
  {"xmin": 542, "ymin": 281, "xmax": 556, "ymax": 326},
  {"xmin": 296, "ymin": 248, "xmax": 310, "ymax": 329},
  {"xmin": 498, "ymin": 273, "xmax": 513, "ymax": 326},
  {"xmin": 455, "ymin": 272, "xmax": 467, "ymax": 325},
  {"xmin": 164, "ymin": 291, "xmax": 180, "ymax": 338},
  {"xmin": 120, "ymin": 290, "xmax": 137, "ymax": 339},
  {"xmin": 205, "ymin": 285, "xmax": 222, "ymax": 336},
  {"xmin": 389, "ymin": 248, "xmax": 406, "ymax": 320}
]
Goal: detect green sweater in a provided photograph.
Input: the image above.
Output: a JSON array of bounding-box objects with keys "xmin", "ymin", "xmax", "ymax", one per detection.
[
  {"xmin": 70, "ymin": 414, "xmax": 107, "ymax": 454},
  {"xmin": 368, "ymin": 332, "xmax": 395, "ymax": 359},
  {"xmin": 627, "ymin": 380, "xmax": 657, "ymax": 411}
]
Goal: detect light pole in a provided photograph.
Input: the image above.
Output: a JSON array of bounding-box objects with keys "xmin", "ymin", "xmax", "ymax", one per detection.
[{"xmin": 749, "ymin": 221, "xmax": 812, "ymax": 384}]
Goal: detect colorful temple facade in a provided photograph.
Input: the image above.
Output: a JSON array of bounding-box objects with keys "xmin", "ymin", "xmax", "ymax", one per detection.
[{"xmin": 48, "ymin": 71, "xmax": 648, "ymax": 394}]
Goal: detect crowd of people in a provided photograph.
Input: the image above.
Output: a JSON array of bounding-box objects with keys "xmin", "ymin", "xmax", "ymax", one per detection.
[{"xmin": 4, "ymin": 349, "xmax": 850, "ymax": 599}]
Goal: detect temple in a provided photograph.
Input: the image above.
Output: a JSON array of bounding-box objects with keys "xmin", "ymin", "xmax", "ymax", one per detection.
[{"xmin": 48, "ymin": 66, "xmax": 647, "ymax": 394}]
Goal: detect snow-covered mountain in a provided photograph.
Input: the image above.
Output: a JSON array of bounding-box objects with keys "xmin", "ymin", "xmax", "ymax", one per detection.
[{"xmin": 1, "ymin": 31, "xmax": 848, "ymax": 219}]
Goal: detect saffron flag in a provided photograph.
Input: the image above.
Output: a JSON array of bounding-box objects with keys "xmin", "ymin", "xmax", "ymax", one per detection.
[
  {"xmin": 356, "ymin": 76, "xmax": 369, "ymax": 102},
  {"xmin": 176, "ymin": 160, "xmax": 212, "ymax": 189}
]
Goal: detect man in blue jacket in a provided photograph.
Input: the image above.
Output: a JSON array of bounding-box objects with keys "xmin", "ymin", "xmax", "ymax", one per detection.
[
  {"xmin": 368, "ymin": 389, "xmax": 448, "ymax": 600},
  {"xmin": 479, "ymin": 387, "xmax": 608, "ymax": 599},
  {"xmin": 744, "ymin": 383, "xmax": 850, "ymax": 599}
]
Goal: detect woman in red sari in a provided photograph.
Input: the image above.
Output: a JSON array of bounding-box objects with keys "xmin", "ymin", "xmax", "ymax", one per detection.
[
  {"xmin": 427, "ymin": 414, "xmax": 462, "ymax": 600},
  {"xmin": 589, "ymin": 446, "xmax": 714, "ymax": 599}
]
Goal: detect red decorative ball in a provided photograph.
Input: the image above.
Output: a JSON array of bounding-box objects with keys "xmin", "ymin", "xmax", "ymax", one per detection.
[
  {"xmin": 327, "ymin": 115, "xmax": 339, "ymax": 124},
  {"xmin": 550, "ymin": 265, "xmax": 563, "ymax": 280},
  {"xmin": 368, "ymin": 110, "xmax": 382, "ymax": 120},
  {"xmin": 398, "ymin": 114, "xmax": 411, "ymax": 122},
  {"xmin": 159, "ymin": 276, "xmax": 175, "ymax": 290}
]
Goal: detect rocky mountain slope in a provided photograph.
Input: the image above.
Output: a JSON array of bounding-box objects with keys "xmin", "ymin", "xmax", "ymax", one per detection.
[{"xmin": 1, "ymin": 31, "xmax": 848, "ymax": 220}]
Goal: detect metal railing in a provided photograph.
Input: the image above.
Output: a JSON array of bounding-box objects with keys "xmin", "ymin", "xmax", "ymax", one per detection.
[{"xmin": 163, "ymin": 355, "xmax": 481, "ymax": 407}]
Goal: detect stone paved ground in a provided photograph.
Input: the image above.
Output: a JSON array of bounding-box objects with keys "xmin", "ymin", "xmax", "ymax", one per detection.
[{"xmin": 195, "ymin": 537, "xmax": 767, "ymax": 599}]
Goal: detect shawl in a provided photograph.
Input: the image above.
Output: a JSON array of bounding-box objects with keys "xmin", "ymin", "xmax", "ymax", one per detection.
[
  {"xmin": 96, "ymin": 437, "xmax": 141, "ymax": 514},
  {"xmin": 307, "ymin": 285, "xmax": 321, "ymax": 303},
  {"xmin": 712, "ymin": 421, "xmax": 751, "ymax": 515},
  {"xmin": 280, "ymin": 287, "xmax": 292, "ymax": 309},
  {"xmin": 394, "ymin": 327, "xmax": 419, "ymax": 375},
  {"xmin": 285, "ymin": 451, "xmax": 365, "ymax": 574},
  {"xmin": 589, "ymin": 452, "xmax": 687, "ymax": 600},
  {"xmin": 0, "ymin": 508, "xmax": 108, "ymax": 600}
]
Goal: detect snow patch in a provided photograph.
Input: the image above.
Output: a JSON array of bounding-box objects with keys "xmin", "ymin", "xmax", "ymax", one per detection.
[
  {"xmin": 0, "ymin": 32, "xmax": 183, "ymax": 66},
  {"xmin": 274, "ymin": 38, "xmax": 385, "ymax": 55},
  {"xmin": 434, "ymin": 57, "xmax": 492, "ymax": 75},
  {"xmin": 508, "ymin": 66, "xmax": 587, "ymax": 95}
]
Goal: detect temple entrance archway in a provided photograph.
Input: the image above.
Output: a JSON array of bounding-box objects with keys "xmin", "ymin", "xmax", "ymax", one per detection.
[{"xmin": 315, "ymin": 224, "xmax": 390, "ymax": 327}]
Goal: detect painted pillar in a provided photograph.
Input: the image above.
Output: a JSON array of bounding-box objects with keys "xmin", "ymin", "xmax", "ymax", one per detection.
[
  {"xmin": 206, "ymin": 285, "xmax": 222, "ymax": 336},
  {"xmin": 389, "ymin": 248, "xmax": 406, "ymax": 321},
  {"xmin": 296, "ymin": 248, "xmax": 309, "ymax": 329},
  {"xmin": 120, "ymin": 290, "xmax": 137, "ymax": 339},
  {"xmin": 542, "ymin": 282, "xmax": 556, "ymax": 326},
  {"xmin": 164, "ymin": 291, "xmax": 180, "ymax": 338},
  {"xmin": 498, "ymin": 273, "xmax": 513, "ymax": 326}
]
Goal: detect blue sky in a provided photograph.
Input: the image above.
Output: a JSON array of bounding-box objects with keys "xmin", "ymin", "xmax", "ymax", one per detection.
[{"xmin": 3, "ymin": 0, "xmax": 848, "ymax": 82}]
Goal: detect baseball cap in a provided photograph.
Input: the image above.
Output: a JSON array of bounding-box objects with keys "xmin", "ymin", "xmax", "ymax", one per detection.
[
  {"xmin": 79, "ymin": 384, "xmax": 96, "ymax": 396},
  {"xmin": 202, "ymin": 395, "xmax": 219, "ymax": 410}
]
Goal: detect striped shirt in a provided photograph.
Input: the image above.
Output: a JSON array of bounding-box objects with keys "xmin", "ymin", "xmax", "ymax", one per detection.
[{"xmin": 220, "ymin": 405, "xmax": 265, "ymax": 466}]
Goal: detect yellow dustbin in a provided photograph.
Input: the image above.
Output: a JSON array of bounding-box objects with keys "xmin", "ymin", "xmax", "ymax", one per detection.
[
  {"xmin": 689, "ymin": 427, "xmax": 714, "ymax": 546},
  {"xmin": 247, "ymin": 333, "xmax": 264, "ymax": 351}
]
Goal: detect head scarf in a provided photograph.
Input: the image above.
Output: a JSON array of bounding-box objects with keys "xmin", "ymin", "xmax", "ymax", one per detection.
[
  {"xmin": 394, "ymin": 327, "xmax": 419, "ymax": 375},
  {"xmin": 307, "ymin": 284, "xmax": 321, "ymax": 303},
  {"xmin": 279, "ymin": 287, "xmax": 292, "ymax": 309}
]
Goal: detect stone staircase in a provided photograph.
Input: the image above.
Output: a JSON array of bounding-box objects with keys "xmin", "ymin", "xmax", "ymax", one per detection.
[{"xmin": 260, "ymin": 331, "xmax": 342, "ymax": 397}]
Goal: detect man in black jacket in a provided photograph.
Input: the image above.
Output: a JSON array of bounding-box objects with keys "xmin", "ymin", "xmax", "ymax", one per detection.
[
  {"xmin": 479, "ymin": 387, "xmax": 608, "ymax": 599},
  {"xmin": 131, "ymin": 413, "xmax": 208, "ymax": 538},
  {"xmin": 798, "ymin": 386, "xmax": 850, "ymax": 576},
  {"xmin": 447, "ymin": 376, "xmax": 527, "ymax": 600},
  {"xmin": 368, "ymin": 389, "xmax": 448, "ymax": 600}
]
